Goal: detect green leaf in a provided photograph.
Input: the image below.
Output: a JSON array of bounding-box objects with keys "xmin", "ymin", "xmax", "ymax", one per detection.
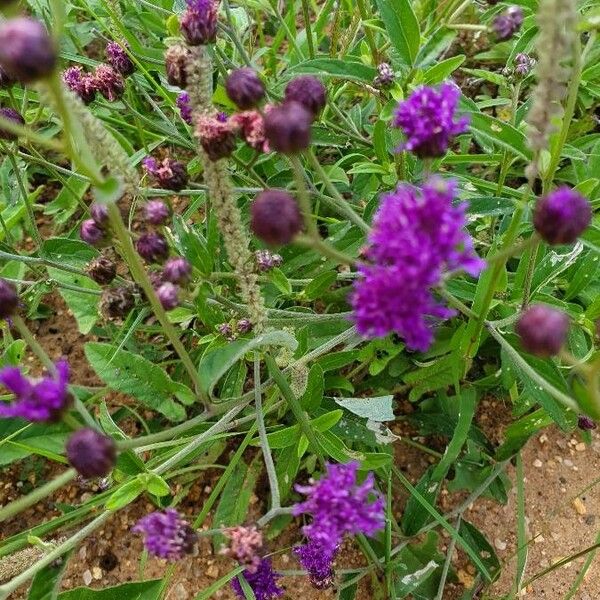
[
  {"xmin": 58, "ymin": 580, "xmax": 163, "ymax": 599},
  {"xmin": 105, "ymin": 479, "xmax": 145, "ymax": 510},
  {"xmin": 466, "ymin": 111, "xmax": 532, "ymax": 160},
  {"xmin": 458, "ymin": 520, "xmax": 501, "ymax": 578},
  {"xmin": 335, "ymin": 395, "xmax": 394, "ymax": 421},
  {"xmin": 172, "ymin": 215, "xmax": 212, "ymax": 275},
  {"xmin": 290, "ymin": 58, "xmax": 376, "ymax": 83},
  {"xmin": 140, "ymin": 473, "xmax": 171, "ymax": 497},
  {"xmin": 212, "ymin": 460, "xmax": 248, "ymax": 551},
  {"xmin": 28, "ymin": 550, "xmax": 72, "ymax": 600},
  {"xmin": 303, "ymin": 271, "xmax": 337, "ymax": 300},
  {"xmin": 422, "ymin": 55, "xmax": 466, "ymax": 84},
  {"xmin": 267, "ymin": 268, "xmax": 292, "ymax": 295},
  {"xmin": 375, "ymin": 0, "xmax": 420, "ymax": 66},
  {"xmin": 85, "ymin": 342, "xmax": 193, "ymax": 422},
  {"xmin": 300, "ymin": 364, "xmax": 324, "ymax": 411}
]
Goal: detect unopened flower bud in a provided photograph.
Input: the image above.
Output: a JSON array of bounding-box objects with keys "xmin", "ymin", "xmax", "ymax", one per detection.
[
  {"xmin": 196, "ymin": 115, "xmax": 237, "ymax": 161},
  {"xmin": 237, "ymin": 318, "xmax": 252, "ymax": 334},
  {"xmin": 90, "ymin": 203, "xmax": 109, "ymax": 226},
  {"xmin": 106, "ymin": 42, "xmax": 134, "ymax": 77},
  {"xmin": 86, "ymin": 256, "xmax": 117, "ymax": 285},
  {"xmin": 93, "ymin": 64, "xmax": 125, "ymax": 101},
  {"xmin": 250, "ymin": 189, "xmax": 303, "ymax": 246},
  {"xmin": 373, "ymin": 63, "xmax": 394, "ymax": 88},
  {"xmin": 218, "ymin": 323, "xmax": 235, "ymax": 341},
  {"xmin": 0, "ymin": 278, "xmax": 19, "ymax": 319},
  {"xmin": 0, "ymin": 107, "xmax": 24, "ymax": 141},
  {"xmin": 80, "ymin": 219, "xmax": 105, "ymax": 246},
  {"xmin": 284, "ymin": 76, "xmax": 326, "ymax": 118},
  {"xmin": 516, "ymin": 305, "xmax": 569, "ymax": 357},
  {"xmin": 180, "ymin": 0, "xmax": 218, "ymax": 46},
  {"xmin": 163, "ymin": 257, "xmax": 191, "ymax": 284},
  {"xmin": 100, "ymin": 285, "xmax": 136, "ymax": 319},
  {"xmin": 533, "ymin": 187, "xmax": 591, "ymax": 245},
  {"xmin": 514, "ymin": 53, "xmax": 536, "ymax": 77},
  {"xmin": 157, "ymin": 282, "xmax": 180, "ymax": 310},
  {"xmin": 255, "ymin": 249, "xmax": 282, "ymax": 272},
  {"xmin": 144, "ymin": 200, "xmax": 170, "ymax": 225},
  {"xmin": 578, "ymin": 415, "xmax": 597, "ymax": 431},
  {"xmin": 226, "ymin": 68, "xmax": 265, "ymax": 110},
  {"xmin": 165, "ymin": 44, "xmax": 191, "ymax": 88},
  {"xmin": 177, "ymin": 92, "xmax": 193, "ymax": 124},
  {"xmin": 136, "ymin": 232, "xmax": 169, "ymax": 263},
  {"xmin": 264, "ymin": 101, "xmax": 312, "ymax": 154},
  {"xmin": 66, "ymin": 428, "xmax": 117, "ymax": 479},
  {"xmin": 0, "ymin": 18, "xmax": 57, "ymax": 83},
  {"xmin": 492, "ymin": 6, "xmax": 524, "ymax": 41}
]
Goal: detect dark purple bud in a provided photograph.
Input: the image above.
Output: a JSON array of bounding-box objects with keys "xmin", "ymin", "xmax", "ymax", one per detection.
[
  {"xmin": 100, "ymin": 285, "xmax": 136, "ymax": 319},
  {"xmin": 218, "ymin": 323, "xmax": 235, "ymax": 341},
  {"xmin": 516, "ymin": 305, "xmax": 570, "ymax": 358},
  {"xmin": 165, "ymin": 44, "xmax": 191, "ymax": 88},
  {"xmin": 0, "ymin": 66, "xmax": 15, "ymax": 89},
  {"xmin": 66, "ymin": 428, "xmax": 117, "ymax": 479},
  {"xmin": 90, "ymin": 203, "xmax": 109, "ymax": 227},
  {"xmin": 225, "ymin": 68, "xmax": 265, "ymax": 110},
  {"xmin": 106, "ymin": 42, "xmax": 134, "ymax": 77},
  {"xmin": 93, "ymin": 64, "xmax": 125, "ymax": 102},
  {"xmin": 264, "ymin": 101, "xmax": 312, "ymax": 154},
  {"xmin": 0, "ymin": 278, "xmax": 19, "ymax": 319},
  {"xmin": 180, "ymin": 0, "xmax": 218, "ymax": 46},
  {"xmin": 86, "ymin": 256, "xmax": 117, "ymax": 285},
  {"xmin": 373, "ymin": 63, "xmax": 394, "ymax": 88},
  {"xmin": 177, "ymin": 92, "xmax": 193, "ymax": 124},
  {"xmin": 237, "ymin": 318, "xmax": 252, "ymax": 334},
  {"xmin": 514, "ymin": 53, "xmax": 536, "ymax": 77},
  {"xmin": 63, "ymin": 66, "xmax": 98, "ymax": 104},
  {"xmin": 0, "ymin": 107, "xmax": 25, "ymax": 141},
  {"xmin": 533, "ymin": 187, "xmax": 592, "ymax": 245},
  {"xmin": 143, "ymin": 157, "xmax": 188, "ymax": 191},
  {"xmin": 136, "ymin": 232, "xmax": 169, "ymax": 263},
  {"xmin": 250, "ymin": 189, "xmax": 303, "ymax": 246},
  {"xmin": 196, "ymin": 115, "xmax": 237, "ymax": 161},
  {"xmin": 157, "ymin": 282, "xmax": 180, "ymax": 310},
  {"xmin": 284, "ymin": 76, "xmax": 327, "ymax": 118},
  {"xmin": 492, "ymin": 6, "xmax": 524, "ymax": 41},
  {"xmin": 0, "ymin": 18, "xmax": 57, "ymax": 83},
  {"xmin": 144, "ymin": 200, "xmax": 170, "ymax": 225},
  {"xmin": 80, "ymin": 219, "xmax": 105, "ymax": 246},
  {"xmin": 578, "ymin": 415, "xmax": 597, "ymax": 431},
  {"xmin": 163, "ymin": 257, "xmax": 192, "ymax": 285}
]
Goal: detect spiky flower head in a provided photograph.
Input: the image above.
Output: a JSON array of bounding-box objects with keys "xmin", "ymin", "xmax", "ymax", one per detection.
[
  {"xmin": 284, "ymin": 76, "xmax": 327, "ymax": 119},
  {"xmin": 106, "ymin": 42, "xmax": 134, "ymax": 77},
  {"xmin": 177, "ymin": 92, "xmax": 193, "ymax": 124},
  {"xmin": 181, "ymin": 0, "xmax": 218, "ymax": 46},
  {"xmin": 66, "ymin": 428, "xmax": 117, "ymax": 479},
  {"xmin": 230, "ymin": 110, "xmax": 269, "ymax": 153},
  {"xmin": 0, "ymin": 107, "xmax": 24, "ymax": 141},
  {"xmin": 143, "ymin": 157, "xmax": 188, "ymax": 191},
  {"xmin": 0, "ymin": 18, "xmax": 57, "ymax": 83},
  {"xmin": 133, "ymin": 509, "xmax": 197, "ymax": 561},
  {"xmin": 230, "ymin": 558, "xmax": 284, "ymax": 600},
  {"xmin": 136, "ymin": 232, "xmax": 169, "ymax": 263},
  {"xmin": 293, "ymin": 542, "xmax": 336, "ymax": 589},
  {"xmin": 393, "ymin": 82, "xmax": 469, "ymax": 158},
  {"xmin": 516, "ymin": 305, "xmax": 570, "ymax": 357},
  {"xmin": 93, "ymin": 64, "xmax": 125, "ymax": 101},
  {"xmin": 196, "ymin": 114, "xmax": 237, "ymax": 161},
  {"xmin": 352, "ymin": 177, "xmax": 483, "ymax": 351},
  {"xmin": 0, "ymin": 360, "xmax": 70, "ymax": 422},
  {"xmin": 374, "ymin": 62, "xmax": 394, "ymax": 88},
  {"xmin": 63, "ymin": 66, "xmax": 98, "ymax": 104},
  {"xmin": 514, "ymin": 53, "xmax": 536, "ymax": 77}
]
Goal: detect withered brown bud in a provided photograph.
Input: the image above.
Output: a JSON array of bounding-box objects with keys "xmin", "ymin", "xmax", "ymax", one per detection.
[
  {"xmin": 87, "ymin": 255, "xmax": 117, "ymax": 285},
  {"xmin": 100, "ymin": 285, "xmax": 136, "ymax": 320}
]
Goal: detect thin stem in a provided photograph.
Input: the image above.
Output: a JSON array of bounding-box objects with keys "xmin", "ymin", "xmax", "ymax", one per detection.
[
  {"xmin": 257, "ymin": 506, "xmax": 294, "ymax": 528},
  {"xmin": 521, "ymin": 238, "xmax": 541, "ymax": 308},
  {"xmin": 0, "ymin": 469, "xmax": 77, "ymax": 524},
  {"xmin": 356, "ymin": 0, "xmax": 378, "ymax": 62},
  {"xmin": 300, "ymin": 0, "xmax": 315, "ymax": 58},
  {"xmin": 12, "ymin": 315, "xmax": 56, "ymax": 374},
  {"xmin": 254, "ymin": 352, "xmax": 280, "ymax": 511},
  {"xmin": 106, "ymin": 203, "xmax": 206, "ymax": 401}
]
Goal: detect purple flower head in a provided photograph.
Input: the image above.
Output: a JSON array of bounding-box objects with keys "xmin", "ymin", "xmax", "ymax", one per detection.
[
  {"xmin": 163, "ymin": 257, "xmax": 192, "ymax": 285},
  {"xmin": 90, "ymin": 203, "xmax": 109, "ymax": 226},
  {"xmin": 165, "ymin": 44, "xmax": 191, "ymax": 88},
  {"xmin": 181, "ymin": 0, "xmax": 218, "ymax": 46},
  {"xmin": 63, "ymin": 66, "xmax": 98, "ymax": 104},
  {"xmin": 0, "ymin": 18, "xmax": 57, "ymax": 83},
  {"xmin": 237, "ymin": 318, "xmax": 252, "ymax": 334},
  {"xmin": 177, "ymin": 92, "xmax": 193, "ymax": 124},
  {"xmin": 374, "ymin": 62, "xmax": 394, "ymax": 88},
  {"xmin": 226, "ymin": 68, "xmax": 265, "ymax": 110},
  {"xmin": 67, "ymin": 428, "xmax": 117, "ymax": 479},
  {"xmin": 156, "ymin": 282, "xmax": 180, "ymax": 310},
  {"xmin": 143, "ymin": 156, "xmax": 188, "ymax": 191},
  {"xmin": 230, "ymin": 110, "xmax": 269, "ymax": 153},
  {"xmin": 0, "ymin": 107, "xmax": 25, "ymax": 141},
  {"xmin": 231, "ymin": 558, "xmax": 284, "ymax": 600},
  {"xmin": 284, "ymin": 76, "xmax": 327, "ymax": 119},
  {"xmin": 251, "ymin": 189, "xmax": 303, "ymax": 246},
  {"xmin": 293, "ymin": 462, "xmax": 385, "ymax": 560},
  {"xmin": 514, "ymin": 53, "xmax": 536, "ymax": 77},
  {"xmin": 136, "ymin": 232, "xmax": 169, "ymax": 263},
  {"xmin": 218, "ymin": 323, "xmax": 235, "ymax": 341},
  {"xmin": 516, "ymin": 305, "xmax": 570, "ymax": 358},
  {"xmin": 264, "ymin": 101, "xmax": 312, "ymax": 154},
  {"xmin": 221, "ymin": 525, "xmax": 264, "ymax": 573},
  {"xmin": 533, "ymin": 186, "xmax": 592, "ymax": 245},
  {"xmin": 351, "ymin": 178, "xmax": 484, "ymax": 351},
  {"xmin": 106, "ymin": 42, "xmax": 134, "ymax": 77},
  {"xmin": 294, "ymin": 542, "xmax": 337, "ymax": 589},
  {"xmin": 133, "ymin": 509, "xmax": 197, "ymax": 561},
  {"xmin": 217, "ymin": 111, "xmax": 228, "ymax": 122},
  {"xmin": 0, "ymin": 278, "xmax": 19, "ymax": 319},
  {"xmin": 393, "ymin": 82, "xmax": 469, "ymax": 158},
  {"xmin": 93, "ymin": 64, "xmax": 125, "ymax": 101},
  {"xmin": 0, "ymin": 360, "xmax": 70, "ymax": 422},
  {"xmin": 255, "ymin": 249, "xmax": 282, "ymax": 272},
  {"xmin": 196, "ymin": 114, "xmax": 237, "ymax": 161},
  {"xmin": 144, "ymin": 199, "xmax": 170, "ymax": 225},
  {"xmin": 492, "ymin": 6, "xmax": 524, "ymax": 41},
  {"xmin": 80, "ymin": 219, "xmax": 106, "ymax": 246}
]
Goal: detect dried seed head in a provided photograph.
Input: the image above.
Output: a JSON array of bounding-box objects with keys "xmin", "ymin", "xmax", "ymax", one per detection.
[
  {"xmin": 165, "ymin": 44, "xmax": 192, "ymax": 88},
  {"xmin": 100, "ymin": 285, "xmax": 136, "ymax": 319},
  {"xmin": 93, "ymin": 64, "xmax": 125, "ymax": 101},
  {"xmin": 86, "ymin": 256, "xmax": 117, "ymax": 285},
  {"xmin": 196, "ymin": 114, "xmax": 237, "ymax": 161}
]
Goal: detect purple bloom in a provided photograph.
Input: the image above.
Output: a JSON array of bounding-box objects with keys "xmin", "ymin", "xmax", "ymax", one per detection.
[
  {"xmin": 93, "ymin": 64, "xmax": 125, "ymax": 101},
  {"xmin": 106, "ymin": 42, "xmax": 134, "ymax": 77},
  {"xmin": 156, "ymin": 282, "xmax": 180, "ymax": 310},
  {"xmin": 231, "ymin": 558, "xmax": 284, "ymax": 600},
  {"xmin": 516, "ymin": 305, "xmax": 570, "ymax": 358},
  {"xmin": 492, "ymin": 6, "xmax": 524, "ymax": 41},
  {"xmin": 136, "ymin": 232, "xmax": 169, "ymax": 263},
  {"xmin": 218, "ymin": 323, "xmax": 235, "ymax": 341},
  {"xmin": 293, "ymin": 542, "xmax": 336, "ymax": 589},
  {"xmin": 374, "ymin": 62, "xmax": 394, "ymax": 88},
  {"xmin": 0, "ymin": 360, "xmax": 70, "ymax": 422},
  {"xmin": 578, "ymin": 415, "xmax": 597, "ymax": 431},
  {"xmin": 351, "ymin": 178, "xmax": 483, "ymax": 351},
  {"xmin": 181, "ymin": 0, "xmax": 218, "ymax": 46},
  {"xmin": 90, "ymin": 203, "xmax": 109, "ymax": 226},
  {"xmin": 284, "ymin": 76, "xmax": 326, "ymax": 119},
  {"xmin": 0, "ymin": 278, "xmax": 19, "ymax": 319},
  {"xmin": 63, "ymin": 66, "xmax": 98, "ymax": 104},
  {"xmin": 80, "ymin": 219, "xmax": 105, "ymax": 246},
  {"xmin": 0, "ymin": 107, "xmax": 25, "ymax": 141},
  {"xmin": 143, "ymin": 157, "xmax": 188, "ymax": 191},
  {"xmin": 221, "ymin": 525, "xmax": 263, "ymax": 573},
  {"xmin": 236, "ymin": 318, "xmax": 252, "ymax": 334},
  {"xmin": 163, "ymin": 257, "xmax": 192, "ymax": 285},
  {"xmin": 393, "ymin": 82, "xmax": 469, "ymax": 158},
  {"xmin": 196, "ymin": 114, "xmax": 237, "ymax": 161},
  {"xmin": 67, "ymin": 428, "xmax": 116, "ymax": 479},
  {"xmin": 133, "ymin": 509, "xmax": 197, "ymax": 561},
  {"xmin": 226, "ymin": 68, "xmax": 265, "ymax": 110},
  {"xmin": 177, "ymin": 92, "xmax": 193, "ymax": 124},
  {"xmin": 255, "ymin": 250, "xmax": 282, "ymax": 272},
  {"xmin": 144, "ymin": 199, "xmax": 170, "ymax": 225}
]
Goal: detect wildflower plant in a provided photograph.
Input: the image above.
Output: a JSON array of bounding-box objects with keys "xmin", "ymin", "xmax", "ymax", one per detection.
[{"xmin": 0, "ymin": 0, "xmax": 598, "ymax": 598}]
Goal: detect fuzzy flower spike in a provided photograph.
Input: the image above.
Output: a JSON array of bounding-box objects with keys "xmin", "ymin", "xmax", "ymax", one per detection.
[
  {"xmin": 351, "ymin": 177, "xmax": 484, "ymax": 351},
  {"xmin": 0, "ymin": 360, "xmax": 70, "ymax": 422},
  {"xmin": 393, "ymin": 81, "xmax": 469, "ymax": 158}
]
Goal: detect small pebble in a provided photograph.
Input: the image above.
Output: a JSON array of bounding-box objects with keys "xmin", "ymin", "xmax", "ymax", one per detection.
[
  {"xmin": 573, "ymin": 497, "xmax": 587, "ymax": 515},
  {"xmin": 576, "ymin": 442, "xmax": 586, "ymax": 452},
  {"xmin": 83, "ymin": 570, "xmax": 93, "ymax": 586},
  {"xmin": 533, "ymin": 459, "xmax": 543, "ymax": 468},
  {"xmin": 92, "ymin": 566, "xmax": 102, "ymax": 580},
  {"xmin": 494, "ymin": 538, "xmax": 507, "ymax": 551}
]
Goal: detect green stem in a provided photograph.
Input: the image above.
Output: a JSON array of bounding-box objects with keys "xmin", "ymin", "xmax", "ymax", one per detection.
[
  {"xmin": 264, "ymin": 353, "xmax": 324, "ymax": 466},
  {"xmin": 521, "ymin": 238, "xmax": 541, "ymax": 308},
  {"xmin": 356, "ymin": 0, "xmax": 378, "ymax": 63},
  {"xmin": 301, "ymin": 0, "xmax": 315, "ymax": 58},
  {"xmin": 106, "ymin": 203, "xmax": 206, "ymax": 401},
  {"xmin": 12, "ymin": 315, "xmax": 56, "ymax": 374}
]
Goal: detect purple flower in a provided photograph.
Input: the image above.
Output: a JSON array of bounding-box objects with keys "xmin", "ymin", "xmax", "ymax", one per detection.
[
  {"xmin": 284, "ymin": 76, "xmax": 326, "ymax": 119},
  {"xmin": 226, "ymin": 68, "xmax": 265, "ymax": 110},
  {"xmin": 533, "ymin": 186, "xmax": 591, "ymax": 245},
  {"xmin": 90, "ymin": 203, "xmax": 109, "ymax": 226},
  {"xmin": 133, "ymin": 509, "xmax": 197, "ymax": 561},
  {"xmin": 514, "ymin": 53, "xmax": 536, "ymax": 77},
  {"xmin": 221, "ymin": 525, "xmax": 264, "ymax": 573},
  {"xmin": 516, "ymin": 305, "xmax": 570, "ymax": 358},
  {"xmin": 136, "ymin": 232, "xmax": 169, "ymax": 263},
  {"xmin": 492, "ymin": 6, "xmax": 524, "ymax": 41},
  {"xmin": 143, "ymin": 157, "xmax": 188, "ymax": 191},
  {"xmin": 250, "ymin": 189, "xmax": 303, "ymax": 246},
  {"xmin": 255, "ymin": 250, "xmax": 282, "ymax": 272},
  {"xmin": 351, "ymin": 177, "xmax": 483, "ymax": 351},
  {"xmin": 218, "ymin": 323, "xmax": 235, "ymax": 341},
  {"xmin": 144, "ymin": 199, "xmax": 170, "ymax": 225},
  {"xmin": 196, "ymin": 114, "xmax": 237, "ymax": 161},
  {"xmin": 93, "ymin": 64, "xmax": 125, "ymax": 101},
  {"xmin": 374, "ymin": 62, "xmax": 394, "ymax": 88},
  {"xmin": 0, "ymin": 107, "xmax": 24, "ymax": 141},
  {"xmin": 106, "ymin": 42, "xmax": 134, "ymax": 77},
  {"xmin": 66, "ymin": 428, "xmax": 117, "ymax": 479},
  {"xmin": 293, "ymin": 542, "xmax": 336, "ymax": 589},
  {"xmin": 156, "ymin": 282, "xmax": 180, "ymax": 310},
  {"xmin": 0, "ymin": 360, "xmax": 70, "ymax": 422},
  {"xmin": 231, "ymin": 558, "xmax": 284, "ymax": 600},
  {"xmin": 181, "ymin": 0, "xmax": 218, "ymax": 46},
  {"xmin": 393, "ymin": 82, "xmax": 469, "ymax": 158},
  {"xmin": 177, "ymin": 92, "xmax": 193, "ymax": 124},
  {"xmin": 237, "ymin": 318, "xmax": 252, "ymax": 334},
  {"xmin": 165, "ymin": 44, "xmax": 191, "ymax": 88},
  {"xmin": 578, "ymin": 415, "xmax": 597, "ymax": 431},
  {"xmin": 0, "ymin": 278, "xmax": 19, "ymax": 319},
  {"xmin": 63, "ymin": 66, "xmax": 98, "ymax": 104},
  {"xmin": 163, "ymin": 257, "xmax": 192, "ymax": 285},
  {"xmin": 80, "ymin": 219, "xmax": 106, "ymax": 246},
  {"xmin": 230, "ymin": 110, "xmax": 269, "ymax": 153},
  {"xmin": 264, "ymin": 101, "xmax": 312, "ymax": 154}
]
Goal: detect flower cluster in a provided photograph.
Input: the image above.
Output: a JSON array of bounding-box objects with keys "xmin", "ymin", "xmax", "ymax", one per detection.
[
  {"xmin": 177, "ymin": 92, "xmax": 193, "ymax": 124},
  {"xmin": 133, "ymin": 509, "xmax": 198, "ymax": 561},
  {"xmin": 351, "ymin": 177, "xmax": 484, "ymax": 351},
  {"xmin": 393, "ymin": 82, "xmax": 469, "ymax": 158},
  {"xmin": 143, "ymin": 157, "xmax": 189, "ymax": 191},
  {"xmin": 255, "ymin": 250, "xmax": 282, "ymax": 272},
  {"xmin": 292, "ymin": 462, "xmax": 385, "ymax": 588},
  {"xmin": 0, "ymin": 360, "xmax": 70, "ymax": 422},
  {"xmin": 181, "ymin": 0, "xmax": 219, "ymax": 46},
  {"xmin": 373, "ymin": 62, "xmax": 394, "ymax": 88},
  {"xmin": 217, "ymin": 319, "xmax": 253, "ymax": 341},
  {"xmin": 492, "ymin": 6, "xmax": 524, "ymax": 41},
  {"xmin": 230, "ymin": 558, "xmax": 283, "ymax": 600}
]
